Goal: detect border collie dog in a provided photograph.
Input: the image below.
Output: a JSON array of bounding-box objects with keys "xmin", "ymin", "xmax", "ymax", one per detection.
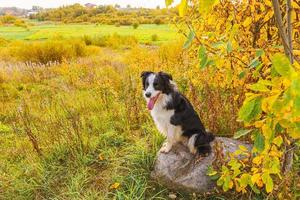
[{"xmin": 141, "ymin": 71, "xmax": 214, "ymax": 155}]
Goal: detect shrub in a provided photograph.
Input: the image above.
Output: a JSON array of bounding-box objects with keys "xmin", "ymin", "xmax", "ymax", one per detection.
[
  {"xmin": 14, "ymin": 19, "xmax": 27, "ymax": 29},
  {"xmin": 14, "ymin": 40, "xmax": 88, "ymax": 64},
  {"xmin": 154, "ymin": 18, "xmax": 162, "ymax": 25},
  {"xmin": 81, "ymin": 34, "xmax": 138, "ymax": 49},
  {"xmin": 0, "ymin": 15, "xmax": 17, "ymax": 24},
  {"xmin": 115, "ymin": 22, "xmax": 121, "ymax": 27},
  {"xmin": 0, "ymin": 37, "xmax": 9, "ymax": 46},
  {"xmin": 132, "ymin": 22, "xmax": 139, "ymax": 29},
  {"xmin": 82, "ymin": 35, "xmax": 93, "ymax": 45},
  {"xmin": 151, "ymin": 34, "xmax": 159, "ymax": 42}
]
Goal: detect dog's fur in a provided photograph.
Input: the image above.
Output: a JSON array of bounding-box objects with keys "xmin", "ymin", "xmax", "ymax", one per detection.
[{"xmin": 141, "ymin": 71, "xmax": 214, "ymax": 155}]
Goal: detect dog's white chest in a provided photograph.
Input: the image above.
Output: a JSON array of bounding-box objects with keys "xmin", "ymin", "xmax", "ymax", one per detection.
[
  {"xmin": 150, "ymin": 104, "xmax": 183, "ymax": 142},
  {"xmin": 151, "ymin": 107, "xmax": 174, "ymax": 134}
]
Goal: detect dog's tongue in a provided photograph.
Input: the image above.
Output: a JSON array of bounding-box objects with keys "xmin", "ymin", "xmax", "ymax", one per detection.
[{"xmin": 147, "ymin": 98, "xmax": 155, "ymax": 110}]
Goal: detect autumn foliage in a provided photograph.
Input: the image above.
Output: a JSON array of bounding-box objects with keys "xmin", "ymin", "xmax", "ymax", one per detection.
[{"xmin": 168, "ymin": 0, "xmax": 300, "ymax": 196}]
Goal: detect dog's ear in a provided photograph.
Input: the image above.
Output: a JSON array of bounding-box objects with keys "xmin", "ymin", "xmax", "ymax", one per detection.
[
  {"xmin": 158, "ymin": 71, "xmax": 173, "ymax": 81},
  {"xmin": 140, "ymin": 71, "xmax": 153, "ymax": 79}
]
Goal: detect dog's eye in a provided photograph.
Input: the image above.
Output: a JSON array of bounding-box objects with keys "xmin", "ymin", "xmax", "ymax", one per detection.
[{"xmin": 153, "ymin": 82, "xmax": 158, "ymax": 87}]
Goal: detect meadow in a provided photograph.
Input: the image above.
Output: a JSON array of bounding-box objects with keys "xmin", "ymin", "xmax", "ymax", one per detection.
[
  {"xmin": 1, "ymin": 0, "xmax": 300, "ymax": 199},
  {"xmin": 0, "ymin": 23, "xmax": 179, "ymax": 43}
]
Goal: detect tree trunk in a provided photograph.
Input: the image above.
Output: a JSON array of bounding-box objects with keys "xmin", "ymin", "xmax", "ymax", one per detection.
[
  {"xmin": 271, "ymin": 0, "xmax": 291, "ymax": 60},
  {"xmin": 272, "ymin": 0, "xmax": 295, "ymax": 174}
]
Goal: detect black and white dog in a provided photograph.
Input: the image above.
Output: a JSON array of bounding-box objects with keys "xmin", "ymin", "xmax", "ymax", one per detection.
[{"xmin": 141, "ymin": 71, "xmax": 214, "ymax": 155}]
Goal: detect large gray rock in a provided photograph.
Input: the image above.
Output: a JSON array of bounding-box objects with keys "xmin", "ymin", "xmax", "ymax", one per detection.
[{"xmin": 151, "ymin": 137, "xmax": 251, "ymax": 193}]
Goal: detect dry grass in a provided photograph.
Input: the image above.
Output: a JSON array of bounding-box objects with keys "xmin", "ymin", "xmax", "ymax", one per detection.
[{"xmin": 1, "ymin": 40, "xmax": 298, "ymax": 199}]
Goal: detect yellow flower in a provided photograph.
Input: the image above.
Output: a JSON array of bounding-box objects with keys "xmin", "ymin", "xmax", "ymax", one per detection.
[{"xmin": 110, "ymin": 182, "xmax": 120, "ymax": 189}]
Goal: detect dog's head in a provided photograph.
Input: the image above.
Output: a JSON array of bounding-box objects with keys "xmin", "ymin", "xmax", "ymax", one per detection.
[{"xmin": 140, "ymin": 71, "xmax": 174, "ymax": 110}]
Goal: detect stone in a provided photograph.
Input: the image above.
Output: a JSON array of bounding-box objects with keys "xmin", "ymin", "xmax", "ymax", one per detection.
[{"xmin": 151, "ymin": 137, "xmax": 252, "ymax": 193}]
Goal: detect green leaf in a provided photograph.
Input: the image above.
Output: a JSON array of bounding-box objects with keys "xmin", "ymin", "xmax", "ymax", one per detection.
[
  {"xmin": 271, "ymin": 53, "xmax": 294, "ymax": 77},
  {"xmin": 240, "ymin": 173, "xmax": 251, "ymax": 187},
  {"xmin": 272, "ymin": 136, "xmax": 283, "ymax": 147},
  {"xmin": 291, "ymin": 79, "xmax": 300, "ymax": 117},
  {"xmin": 223, "ymin": 175, "xmax": 231, "ymax": 191},
  {"xmin": 238, "ymin": 96, "xmax": 262, "ymax": 122},
  {"xmin": 238, "ymin": 71, "xmax": 246, "ymax": 79},
  {"xmin": 198, "ymin": 45, "xmax": 212, "ymax": 69},
  {"xmin": 255, "ymin": 49, "xmax": 265, "ymax": 57},
  {"xmin": 212, "ymin": 41, "xmax": 224, "ymax": 48},
  {"xmin": 165, "ymin": 0, "xmax": 174, "ymax": 6},
  {"xmin": 234, "ymin": 129, "xmax": 252, "ymax": 139},
  {"xmin": 179, "ymin": 0, "xmax": 188, "ymax": 17},
  {"xmin": 248, "ymin": 58, "xmax": 261, "ymax": 69},
  {"xmin": 0, "ymin": 122, "xmax": 11, "ymax": 134},
  {"xmin": 227, "ymin": 41, "xmax": 232, "ymax": 53},
  {"xmin": 200, "ymin": 56, "xmax": 208, "ymax": 69},
  {"xmin": 183, "ymin": 30, "xmax": 195, "ymax": 49},
  {"xmin": 198, "ymin": 45, "xmax": 206, "ymax": 59},
  {"xmin": 248, "ymin": 81, "xmax": 270, "ymax": 92},
  {"xmin": 254, "ymin": 131, "xmax": 265, "ymax": 152},
  {"xmin": 262, "ymin": 173, "xmax": 273, "ymax": 193},
  {"xmin": 250, "ymin": 184, "xmax": 261, "ymax": 194}
]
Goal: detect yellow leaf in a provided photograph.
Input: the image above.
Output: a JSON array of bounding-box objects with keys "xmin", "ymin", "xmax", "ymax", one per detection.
[
  {"xmin": 252, "ymin": 156, "xmax": 262, "ymax": 165},
  {"xmin": 239, "ymin": 145, "xmax": 248, "ymax": 152},
  {"xmin": 272, "ymin": 136, "xmax": 283, "ymax": 147},
  {"xmin": 110, "ymin": 182, "xmax": 120, "ymax": 189},
  {"xmin": 292, "ymin": 1, "xmax": 300, "ymax": 9},
  {"xmin": 262, "ymin": 123, "xmax": 273, "ymax": 140},
  {"xmin": 254, "ymin": 120, "xmax": 265, "ymax": 128},
  {"xmin": 178, "ymin": 0, "xmax": 188, "ymax": 17},
  {"xmin": 98, "ymin": 154, "xmax": 104, "ymax": 161},
  {"xmin": 251, "ymin": 173, "xmax": 261, "ymax": 185},
  {"xmin": 257, "ymin": 178, "xmax": 264, "ymax": 188},
  {"xmin": 243, "ymin": 17, "xmax": 252, "ymax": 27},
  {"xmin": 265, "ymin": 0, "xmax": 272, "ymax": 7},
  {"xmin": 263, "ymin": 11, "xmax": 274, "ymax": 22},
  {"xmin": 262, "ymin": 173, "xmax": 273, "ymax": 193},
  {"xmin": 229, "ymin": 180, "xmax": 234, "ymax": 189},
  {"xmin": 251, "ymin": 167, "xmax": 259, "ymax": 174},
  {"xmin": 290, "ymin": 129, "xmax": 300, "ymax": 139},
  {"xmin": 269, "ymin": 150, "xmax": 281, "ymax": 157}
]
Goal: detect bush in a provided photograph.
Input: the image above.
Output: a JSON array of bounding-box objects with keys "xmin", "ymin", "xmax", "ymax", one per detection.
[
  {"xmin": 154, "ymin": 18, "xmax": 162, "ymax": 25},
  {"xmin": 0, "ymin": 15, "xmax": 17, "ymax": 24},
  {"xmin": 14, "ymin": 40, "xmax": 88, "ymax": 64},
  {"xmin": 151, "ymin": 34, "xmax": 159, "ymax": 42},
  {"xmin": 14, "ymin": 19, "xmax": 27, "ymax": 29},
  {"xmin": 132, "ymin": 22, "xmax": 139, "ymax": 29},
  {"xmin": 82, "ymin": 35, "xmax": 93, "ymax": 45},
  {"xmin": 81, "ymin": 34, "xmax": 138, "ymax": 49}
]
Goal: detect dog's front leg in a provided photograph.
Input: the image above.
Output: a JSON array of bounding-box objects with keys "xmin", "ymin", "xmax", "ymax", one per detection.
[{"xmin": 160, "ymin": 125, "xmax": 177, "ymax": 153}]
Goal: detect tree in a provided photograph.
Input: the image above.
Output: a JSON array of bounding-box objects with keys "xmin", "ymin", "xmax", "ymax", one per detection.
[{"xmin": 166, "ymin": 0, "xmax": 300, "ymax": 196}]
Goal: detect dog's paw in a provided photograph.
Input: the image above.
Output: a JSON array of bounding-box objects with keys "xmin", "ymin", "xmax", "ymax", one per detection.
[
  {"xmin": 160, "ymin": 143, "xmax": 172, "ymax": 153},
  {"xmin": 189, "ymin": 147, "xmax": 197, "ymax": 155}
]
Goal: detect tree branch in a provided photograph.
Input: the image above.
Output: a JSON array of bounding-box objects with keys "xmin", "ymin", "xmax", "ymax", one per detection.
[
  {"xmin": 271, "ymin": 0, "xmax": 292, "ymax": 62},
  {"xmin": 286, "ymin": 0, "xmax": 294, "ymax": 64}
]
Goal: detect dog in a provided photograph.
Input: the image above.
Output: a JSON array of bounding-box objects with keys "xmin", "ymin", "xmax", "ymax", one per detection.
[{"xmin": 141, "ymin": 71, "xmax": 214, "ymax": 155}]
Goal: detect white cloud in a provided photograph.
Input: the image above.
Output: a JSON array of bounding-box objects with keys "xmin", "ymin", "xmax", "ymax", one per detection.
[{"xmin": 0, "ymin": 0, "xmax": 171, "ymax": 9}]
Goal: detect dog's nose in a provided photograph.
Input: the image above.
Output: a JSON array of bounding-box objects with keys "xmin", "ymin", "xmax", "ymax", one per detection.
[{"xmin": 145, "ymin": 92, "xmax": 151, "ymax": 98}]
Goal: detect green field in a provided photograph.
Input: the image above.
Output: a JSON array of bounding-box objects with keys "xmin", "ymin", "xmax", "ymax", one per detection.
[{"xmin": 0, "ymin": 23, "xmax": 180, "ymax": 43}]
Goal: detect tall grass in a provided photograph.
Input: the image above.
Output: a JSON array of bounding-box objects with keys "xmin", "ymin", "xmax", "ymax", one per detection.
[
  {"xmin": 1, "ymin": 41, "xmax": 298, "ymax": 199},
  {"xmin": 82, "ymin": 33, "xmax": 138, "ymax": 49}
]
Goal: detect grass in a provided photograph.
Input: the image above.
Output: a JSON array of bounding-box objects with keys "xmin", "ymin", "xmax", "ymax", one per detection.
[
  {"xmin": 0, "ymin": 42, "xmax": 239, "ymax": 199},
  {"xmin": 0, "ymin": 33, "xmax": 299, "ymax": 199},
  {"xmin": 0, "ymin": 23, "xmax": 180, "ymax": 44}
]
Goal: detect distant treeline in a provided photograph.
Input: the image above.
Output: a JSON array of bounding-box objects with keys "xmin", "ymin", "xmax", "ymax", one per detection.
[
  {"xmin": 0, "ymin": 7, "xmax": 28, "ymax": 16},
  {"xmin": 31, "ymin": 4, "xmax": 178, "ymax": 25}
]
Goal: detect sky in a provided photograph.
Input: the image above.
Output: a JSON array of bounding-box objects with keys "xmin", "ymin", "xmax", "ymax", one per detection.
[{"xmin": 0, "ymin": 0, "xmax": 173, "ymax": 9}]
